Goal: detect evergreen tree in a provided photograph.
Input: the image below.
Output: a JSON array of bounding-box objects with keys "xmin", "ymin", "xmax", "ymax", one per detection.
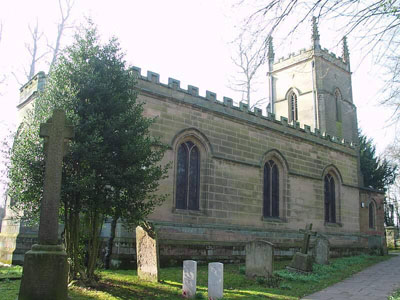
[
  {"xmin": 8, "ymin": 21, "xmax": 169, "ymax": 283},
  {"xmin": 359, "ymin": 131, "xmax": 397, "ymax": 191}
]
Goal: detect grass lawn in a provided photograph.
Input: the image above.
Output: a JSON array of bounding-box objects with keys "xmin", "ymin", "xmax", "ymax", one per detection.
[{"xmin": 0, "ymin": 254, "xmax": 393, "ymax": 300}]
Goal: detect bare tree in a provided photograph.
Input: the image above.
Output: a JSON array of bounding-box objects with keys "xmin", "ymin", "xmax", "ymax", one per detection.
[
  {"xmin": 25, "ymin": 19, "xmax": 49, "ymax": 81},
  {"xmin": 238, "ymin": 0, "xmax": 400, "ymax": 108},
  {"xmin": 12, "ymin": 0, "xmax": 74, "ymax": 84},
  {"xmin": 49, "ymin": 0, "xmax": 74, "ymax": 69},
  {"xmin": 229, "ymin": 31, "xmax": 269, "ymax": 108}
]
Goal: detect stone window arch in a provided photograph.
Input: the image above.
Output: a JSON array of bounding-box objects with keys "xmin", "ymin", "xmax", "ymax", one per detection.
[
  {"xmin": 334, "ymin": 88, "xmax": 342, "ymax": 122},
  {"xmin": 176, "ymin": 141, "xmax": 200, "ymax": 210},
  {"xmin": 322, "ymin": 165, "xmax": 342, "ymax": 224},
  {"xmin": 324, "ymin": 174, "xmax": 336, "ymax": 223},
  {"xmin": 171, "ymin": 128, "xmax": 211, "ymax": 212},
  {"xmin": 261, "ymin": 150, "xmax": 288, "ymax": 220},
  {"xmin": 369, "ymin": 200, "xmax": 376, "ymax": 229}
]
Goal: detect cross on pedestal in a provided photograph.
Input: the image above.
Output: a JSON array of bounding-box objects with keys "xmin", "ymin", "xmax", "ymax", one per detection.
[
  {"xmin": 19, "ymin": 109, "xmax": 74, "ymax": 300},
  {"xmin": 299, "ymin": 223, "xmax": 316, "ymax": 254},
  {"xmin": 38, "ymin": 109, "xmax": 74, "ymax": 245}
]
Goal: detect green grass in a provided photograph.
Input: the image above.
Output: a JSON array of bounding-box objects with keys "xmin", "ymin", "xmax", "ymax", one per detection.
[
  {"xmin": 0, "ymin": 254, "xmax": 393, "ymax": 300},
  {"xmin": 389, "ymin": 289, "xmax": 400, "ymax": 300}
]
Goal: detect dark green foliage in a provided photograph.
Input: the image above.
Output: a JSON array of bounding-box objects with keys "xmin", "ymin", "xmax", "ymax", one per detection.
[
  {"xmin": 359, "ymin": 131, "xmax": 397, "ymax": 191},
  {"xmin": 7, "ymin": 21, "xmax": 169, "ymax": 282}
]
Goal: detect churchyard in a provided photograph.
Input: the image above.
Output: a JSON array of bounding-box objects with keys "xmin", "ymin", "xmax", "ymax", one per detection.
[{"xmin": 0, "ymin": 254, "xmax": 392, "ymax": 299}]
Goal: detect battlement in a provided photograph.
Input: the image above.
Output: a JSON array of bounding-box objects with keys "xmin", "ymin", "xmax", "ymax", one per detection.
[
  {"xmin": 273, "ymin": 46, "xmax": 349, "ymax": 72},
  {"xmin": 19, "ymin": 72, "xmax": 46, "ymax": 105},
  {"xmin": 132, "ymin": 66, "xmax": 356, "ymax": 153}
]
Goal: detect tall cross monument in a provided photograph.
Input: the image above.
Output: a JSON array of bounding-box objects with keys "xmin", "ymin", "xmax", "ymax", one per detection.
[{"xmin": 19, "ymin": 109, "xmax": 74, "ymax": 300}]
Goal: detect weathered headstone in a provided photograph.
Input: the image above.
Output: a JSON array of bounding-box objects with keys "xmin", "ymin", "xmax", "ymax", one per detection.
[
  {"xmin": 287, "ymin": 223, "xmax": 316, "ymax": 273},
  {"xmin": 208, "ymin": 262, "xmax": 223, "ymax": 299},
  {"xmin": 18, "ymin": 109, "xmax": 74, "ymax": 300},
  {"xmin": 245, "ymin": 240, "xmax": 274, "ymax": 278},
  {"xmin": 314, "ymin": 234, "xmax": 330, "ymax": 265},
  {"xmin": 182, "ymin": 260, "xmax": 197, "ymax": 298},
  {"xmin": 136, "ymin": 225, "xmax": 159, "ymax": 282}
]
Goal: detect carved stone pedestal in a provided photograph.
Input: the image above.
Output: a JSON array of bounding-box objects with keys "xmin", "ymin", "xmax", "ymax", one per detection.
[{"xmin": 18, "ymin": 244, "xmax": 68, "ymax": 300}]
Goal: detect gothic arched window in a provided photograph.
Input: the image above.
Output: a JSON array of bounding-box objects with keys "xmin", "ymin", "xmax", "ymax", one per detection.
[
  {"xmin": 324, "ymin": 174, "xmax": 336, "ymax": 223},
  {"xmin": 176, "ymin": 141, "xmax": 200, "ymax": 210},
  {"xmin": 289, "ymin": 92, "xmax": 298, "ymax": 122},
  {"xmin": 369, "ymin": 202, "xmax": 375, "ymax": 229},
  {"xmin": 334, "ymin": 89, "xmax": 342, "ymax": 122},
  {"xmin": 263, "ymin": 160, "xmax": 279, "ymax": 218}
]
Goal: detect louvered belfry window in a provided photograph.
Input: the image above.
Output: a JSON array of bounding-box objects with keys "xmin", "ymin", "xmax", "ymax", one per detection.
[{"xmin": 290, "ymin": 92, "xmax": 298, "ymax": 122}]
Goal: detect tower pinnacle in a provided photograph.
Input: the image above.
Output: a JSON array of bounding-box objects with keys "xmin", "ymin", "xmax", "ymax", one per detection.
[
  {"xmin": 267, "ymin": 36, "xmax": 274, "ymax": 62},
  {"xmin": 342, "ymin": 36, "xmax": 350, "ymax": 63},
  {"xmin": 311, "ymin": 16, "xmax": 320, "ymax": 49}
]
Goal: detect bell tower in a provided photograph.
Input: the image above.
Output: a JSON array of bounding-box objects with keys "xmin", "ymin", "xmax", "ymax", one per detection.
[{"xmin": 268, "ymin": 18, "xmax": 358, "ymax": 143}]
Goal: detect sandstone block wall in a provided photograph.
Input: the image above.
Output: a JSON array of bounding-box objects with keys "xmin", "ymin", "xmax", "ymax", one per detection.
[{"xmin": 136, "ymin": 75, "xmax": 362, "ymax": 248}]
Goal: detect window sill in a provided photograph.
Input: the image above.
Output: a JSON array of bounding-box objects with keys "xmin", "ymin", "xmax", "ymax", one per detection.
[
  {"xmin": 172, "ymin": 208, "xmax": 205, "ymax": 216},
  {"xmin": 324, "ymin": 222, "xmax": 342, "ymax": 228},
  {"xmin": 261, "ymin": 216, "xmax": 286, "ymax": 223}
]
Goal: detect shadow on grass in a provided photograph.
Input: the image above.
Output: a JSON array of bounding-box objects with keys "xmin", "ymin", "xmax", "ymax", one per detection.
[{"xmin": 94, "ymin": 277, "xmax": 182, "ymax": 300}]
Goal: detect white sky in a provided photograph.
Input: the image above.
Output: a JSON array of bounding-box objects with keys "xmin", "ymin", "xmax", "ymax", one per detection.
[{"xmin": 0, "ymin": 0, "xmax": 396, "ymax": 189}]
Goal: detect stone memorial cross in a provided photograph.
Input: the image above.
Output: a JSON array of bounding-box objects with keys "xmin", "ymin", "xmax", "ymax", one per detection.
[
  {"xmin": 38, "ymin": 109, "xmax": 74, "ymax": 245},
  {"xmin": 18, "ymin": 109, "xmax": 74, "ymax": 300},
  {"xmin": 299, "ymin": 223, "xmax": 316, "ymax": 254}
]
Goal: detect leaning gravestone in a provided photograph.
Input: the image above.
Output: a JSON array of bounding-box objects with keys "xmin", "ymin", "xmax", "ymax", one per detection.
[
  {"xmin": 245, "ymin": 240, "xmax": 274, "ymax": 278},
  {"xmin": 182, "ymin": 260, "xmax": 197, "ymax": 298},
  {"xmin": 314, "ymin": 234, "xmax": 330, "ymax": 265},
  {"xmin": 208, "ymin": 262, "xmax": 223, "ymax": 299},
  {"xmin": 136, "ymin": 224, "xmax": 159, "ymax": 282},
  {"xmin": 18, "ymin": 109, "xmax": 74, "ymax": 300},
  {"xmin": 287, "ymin": 223, "xmax": 316, "ymax": 273}
]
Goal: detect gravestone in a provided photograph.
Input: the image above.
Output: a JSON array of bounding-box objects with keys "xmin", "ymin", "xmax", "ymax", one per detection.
[
  {"xmin": 136, "ymin": 224, "xmax": 159, "ymax": 282},
  {"xmin": 182, "ymin": 260, "xmax": 197, "ymax": 298},
  {"xmin": 208, "ymin": 262, "xmax": 223, "ymax": 299},
  {"xmin": 245, "ymin": 240, "xmax": 274, "ymax": 278},
  {"xmin": 18, "ymin": 109, "xmax": 74, "ymax": 300},
  {"xmin": 287, "ymin": 223, "xmax": 316, "ymax": 273},
  {"xmin": 314, "ymin": 234, "xmax": 329, "ymax": 265}
]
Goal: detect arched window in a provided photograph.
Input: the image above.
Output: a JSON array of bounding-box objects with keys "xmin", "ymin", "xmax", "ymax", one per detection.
[
  {"xmin": 176, "ymin": 141, "xmax": 200, "ymax": 210},
  {"xmin": 369, "ymin": 202, "xmax": 375, "ymax": 229},
  {"xmin": 334, "ymin": 89, "xmax": 341, "ymax": 122},
  {"xmin": 264, "ymin": 160, "xmax": 279, "ymax": 218},
  {"xmin": 289, "ymin": 92, "xmax": 298, "ymax": 122},
  {"xmin": 324, "ymin": 174, "xmax": 336, "ymax": 223}
]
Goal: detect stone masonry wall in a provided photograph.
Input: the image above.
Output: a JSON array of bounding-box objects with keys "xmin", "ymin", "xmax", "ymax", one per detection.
[{"xmin": 134, "ymin": 70, "xmax": 362, "ymax": 250}]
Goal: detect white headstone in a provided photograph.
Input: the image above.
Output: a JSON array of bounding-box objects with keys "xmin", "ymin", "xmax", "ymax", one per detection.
[
  {"xmin": 208, "ymin": 262, "xmax": 223, "ymax": 299},
  {"xmin": 183, "ymin": 260, "xmax": 197, "ymax": 298}
]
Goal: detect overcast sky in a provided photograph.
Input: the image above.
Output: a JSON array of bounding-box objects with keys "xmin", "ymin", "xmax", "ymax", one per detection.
[{"xmin": 0, "ymin": 0, "xmax": 396, "ymax": 185}]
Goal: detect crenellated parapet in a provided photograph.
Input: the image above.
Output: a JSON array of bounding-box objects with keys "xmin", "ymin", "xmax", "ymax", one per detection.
[
  {"xmin": 18, "ymin": 72, "xmax": 46, "ymax": 106},
  {"xmin": 272, "ymin": 46, "xmax": 349, "ymax": 73},
  {"xmin": 132, "ymin": 66, "xmax": 356, "ymax": 153}
]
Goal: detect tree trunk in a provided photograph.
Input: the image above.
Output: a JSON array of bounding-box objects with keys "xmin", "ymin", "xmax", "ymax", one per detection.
[
  {"xmin": 104, "ymin": 215, "xmax": 118, "ymax": 269},
  {"xmin": 86, "ymin": 210, "xmax": 104, "ymax": 282}
]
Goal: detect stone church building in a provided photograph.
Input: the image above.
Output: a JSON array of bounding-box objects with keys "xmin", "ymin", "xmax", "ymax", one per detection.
[{"xmin": 0, "ymin": 21, "xmax": 386, "ymax": 266}]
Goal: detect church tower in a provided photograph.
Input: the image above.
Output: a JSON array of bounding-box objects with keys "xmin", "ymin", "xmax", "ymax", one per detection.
[{"xmin": 268, "ymin": 17, "xmax": 358, "ymax": 143}]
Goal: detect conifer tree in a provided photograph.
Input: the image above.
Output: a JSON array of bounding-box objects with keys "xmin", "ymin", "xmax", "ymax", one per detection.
[{"xmin": 8, "ymin": 21, "xmax": 169, "ymax": 283}]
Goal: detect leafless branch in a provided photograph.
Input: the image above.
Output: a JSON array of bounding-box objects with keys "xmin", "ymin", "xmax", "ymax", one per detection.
[
  {"xmin": 49, "ymin": 0, "xmax": 74, "ymax": 69},
  {"xmin": 239, "ymin": 0, "xmax": 400, "ymax": 115},
  {"xmin": 229, "ymin": 30, "xmax": 268, "ymax": 107},
  {"xmin": 26, "ymin": 19, "xmax": 50, "ymax": 81}
]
